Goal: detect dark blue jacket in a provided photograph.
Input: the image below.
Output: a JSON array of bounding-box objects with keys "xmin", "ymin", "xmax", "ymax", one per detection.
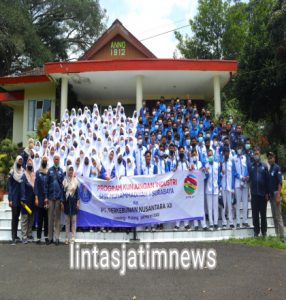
[
  {"xmin": 63, "ymin": 187, "xmax": 79, "ymax": 216},
  {"xmin": 7, "ymin": 172, "xmax": 22, "ymax": 207},
  {"xmin": 249, "ymin": 162, "xmax": 269, "ymax": 197},
  {"xmin": 20, "ymin": 174, "xmax": 35, "ymax": 214},
  {"xmin": 45, "ymin": 166, "xmax": 64, "ymax": 201},
  {"xmin": 268, "ymin": 163, "xmax": 282, "ymax": 194},
  {"xmin": 34, "ymin": 171, "xmax": 48, "ymax": 208}
]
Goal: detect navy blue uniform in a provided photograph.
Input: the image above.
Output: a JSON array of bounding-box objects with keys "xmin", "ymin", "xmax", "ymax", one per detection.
[
  {"xmin": 63, "ymin": 188, "xmax": 79, "ymax": 216},
  {"xmin": 249, "ymin": 162, "xmax": 269, "ymax": 236},
  {"xmin": 20, "ymin": 174, "xmax": 35, "ymax": 214},
  {"xmin": 268, "ymin": 163, "xmax": 282, "ymax": 195},
  {"xmin": 45, "ymin": 166, "xmax": 64, "ymax": 201}
]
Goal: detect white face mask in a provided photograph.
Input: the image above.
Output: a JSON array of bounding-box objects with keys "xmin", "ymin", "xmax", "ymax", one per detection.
[
  {"xmin": 128, "ymin": 162, "xmax": 132, "ymax": 168},
  {"xmin": 103, "ymin": 151, "xmax": 108, "ymax": 157},
  {"xmin": 192, "ymin": 156, "xmax": 198, "ymax": 162},
  {"xmin": 237, "ymin": 149, "xmax": 242, "ymax": 155},
  {"xmin": 213, "ymin": 141, "xmax": 218, "ymax": 147}
]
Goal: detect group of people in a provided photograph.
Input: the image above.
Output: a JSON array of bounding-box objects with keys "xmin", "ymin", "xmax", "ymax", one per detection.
[{"xmin": 7, "ymin": 97, "xmax": 285, "ymax": 244}]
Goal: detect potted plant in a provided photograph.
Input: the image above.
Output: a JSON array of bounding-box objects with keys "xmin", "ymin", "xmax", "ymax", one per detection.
[{"xmin": 0, "ymin": 139, "xmax": 18, "ymax": 201}]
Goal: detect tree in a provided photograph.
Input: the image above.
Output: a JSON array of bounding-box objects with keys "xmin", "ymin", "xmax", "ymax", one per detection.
[
  {"xmin": 175, "ymin": 0, "xmax": 229, "ymax": 59},
  {"xmin": 0, "ymin": 0, "xmax": 106, "ymax": 76}
]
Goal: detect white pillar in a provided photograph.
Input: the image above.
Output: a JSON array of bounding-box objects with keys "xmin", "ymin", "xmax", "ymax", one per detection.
[
  {"xmin": 136, "ymin": 75, "xmax": 143, "ymax": 113},
  {"xmin": 60, "ymin": 77, "xmax": 68, "ymax": 121},
  {"xmin": 213, "ymin": 75, "xmax": 221, "ymax": 117}
]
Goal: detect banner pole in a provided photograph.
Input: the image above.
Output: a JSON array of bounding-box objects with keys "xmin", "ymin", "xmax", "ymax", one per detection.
[{"xmin": 130, "ymin": 226, "xmax": 140, "ymax": 242}]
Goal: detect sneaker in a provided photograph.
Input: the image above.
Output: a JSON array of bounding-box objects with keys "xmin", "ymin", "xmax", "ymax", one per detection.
[
  {"xmin": 15, "ymin": 236, "xmax": 21, "ymax": 242},
  {"xmin": 22, "ymin": 239, "xmax": 28, "ymax": 244},
  {"xmin": 184, "ymin": 225, "xmax": 191, "ymax": 231},
  {"xmin": 28, "ymin": 236, "xmax": 34, "ymax": 242},
  {"xmin": 108, "ymin": 229, "xmax": 112, "ymax": 233},
  {"xmin": 194, "ymin": 226, "xmax": 199, "ymax": 231},
  {"xmin": 71, "ymin": 237, "xmax": 75, "ymax": 243},
  {"xmin": 203, "ymin": 227, "xmax": 208, "ymax": 231},
  {"xmin": 214, "ymin": 225, "xmax": 219, "ymax": 231},
  {"xmin": 100, "ymin": 227, "xmax": 106, "ymax": 233},
  {"xmin": 236, "ymin": 224, "xmax": 240, "ymax": 229},
  {"xmin": 222, "ymin": 225, "xmax": 227, "ymax": 229},
  {"xmin": 145, "ymin": 226, "xmax": 149, "ymax": 232},
  {"xmin": 230, "ymin": 224, "xmax": 235, "ymax": 229},
  {"xmin": 65, "ymin": 239, "xmax": 69, "ymax": 245},
  {"xmin": 45, "ymin": 238, "xmax": 49, "ymax": 245},
  {"xmin": 159, "ymin": 224, "xmax": 164, "ymax": 231},
  {"xmin": 254, "ymin": 233, "xmax": 259, "ymax": 238},
  {"xmin": 10, "ymin": 239, "xmax": 16, "ymax": 245},
  {"xmin": 89, "ymin": 229, "xmax": 94, "ymax": 233},
  {"xmin": 36, "ymin": 239, "xmax": 41, "ymax": 244},
  {"xmin": 151, "ymin": 227, "xmax": 156, "ymax": 232},
  {"xmin": 242, "ymin": 223, "xmax": 250, "ymax": 228},
  {"xmin": 173, "ymin": 226, "xmax": 179, "ymax": 231},
  {"xmin": 55, "ymin": 239, "xmax": 60, "ymax": 246},
  {"xmin": 209, "ymin": 226, "xmax": 214, "ymax": 231}
]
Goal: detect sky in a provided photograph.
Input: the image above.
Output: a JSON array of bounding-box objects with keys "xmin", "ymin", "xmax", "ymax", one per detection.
[{"xmin": 100, "ymin": 0, "xmax": 199, "ymax": 58}]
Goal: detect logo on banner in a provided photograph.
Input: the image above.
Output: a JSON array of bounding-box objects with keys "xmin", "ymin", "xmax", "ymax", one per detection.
[
  {"xmin": 79, "ymin": 184, "xmax": 92, "ymax": 203},
  {"xmin": 184, "ymin": 173, "xmax": 198, "ymax": 196}
]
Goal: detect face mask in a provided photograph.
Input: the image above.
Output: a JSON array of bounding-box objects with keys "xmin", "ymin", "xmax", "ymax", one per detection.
[
  {"xmin": 254, "ymin": 155, "xmax": 260, "ymax": 161},
  {"xmin": 27, "ymin": 165, "xmax": 33, "ymax": 171},
  {"xmin": 208, "ymin": 156, "xmax": 214, "ymax": 163},
  {"xmin": 198, "ymin": 137, "xmax": 203, "ymax": 143},
  {"xmin": 245, "ymin": 144, "xmax": 251, "ymax": 150},
  {"xmin": 55, "ymin": 132, "xmax": 60, "ymax": 138},
  {"xmin": 103, "ymin": 151, "xmax": 108, "ymax": 157},
  {"xmin": 35, "ymin": 157, "xmax": 40, "ymax": 162},
  {"xmin": 157, "ymin": 135, "xmax": 162, "ymax": 140},
  {"xmin": 129, "ymin": 141, "xmax": 134, "ymax": 147},
  {"xmin": 158, "ymin": 120, "xmax": 162, "ymax": 125},
  {"xmin": 169, "ymin": 150, "xmax": 174, "ymax": 156},
  {"xmin": 237, "ymin": 149, "xmax": 242, "ymax": 155},
  {"xmin": 61, "ymin": 149, "xmax": 65, "ymax": 155},
  {"xmin": 175, "ymin": 140, "xmax": 179, "ymax": 146},
  {"xmin": 35, "ymin": 146, "xmax": 40, "ymax": 152},
  {"xmin": 128, "ymin": 162, "xmax": 132, "ymax": 168},
  {"xmin": 213, "ymin": 141, "xmax": 218, "ymax": 147},
  {"xmin": 117, "ymin": 158, "xmax": 122, "ymax": 164},
  {"xmin": 152, "ymin": 111, "xmax": 156, "ymax": 116},
  {"xmin": 192, "ymin": 156, "xmax": 198, "ymax": 163},
  {"xmin": 41, "ymin": 161, "xmax": 47, "ymax": 168},
  {"xmin": 206, "ymin": 134, "xmax": 210, "ymax": 138},
  {"xmin": 84, "ymin": 159, "xmax": 89, "ymax": 165},
  {"xmin": 159, "ymin": 150, "xmax": 164, "ymax": 156},
  {"xmin": 138, "ymin": 139, "xmax": 142, "ymax": 146},
  {"xmin": 179, "ymin": 153, "xmax": 185, "ymax": 160},
  {"xmin": 186, "ymin": 139, "xmax": 191, "ymax": 146},
  {"xmin": 16, "ymin": 163, "xmax": 22, "ymax": 169}
]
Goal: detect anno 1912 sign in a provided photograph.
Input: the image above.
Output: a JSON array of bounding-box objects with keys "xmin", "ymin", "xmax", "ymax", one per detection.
[{"xmin": 110, "ymin": 40, "xmax": 126, "ymax": 56}]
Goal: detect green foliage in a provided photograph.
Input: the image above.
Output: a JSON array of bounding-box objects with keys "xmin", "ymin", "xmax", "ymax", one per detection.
[
  {"xmin": 0, "ymin": 0, "xmax": 106, "ymax": 76},
  {"xmin": 275, "ymin": 144, "xmax": 286, "ymax": 172},
  {"xmin": 36, "ymin": 111, "xmax": 52, "ymax": 141},
  {"xmin": 0, "ymin": 139, "xmax": 18, "ymax": 190},
  {"xmin": 281, "ymin": 180, "xmax": 286, "ymax": 215},
  {"xmin": 225, "ymin": 236, "xmax": 286, "ymax": 249}
]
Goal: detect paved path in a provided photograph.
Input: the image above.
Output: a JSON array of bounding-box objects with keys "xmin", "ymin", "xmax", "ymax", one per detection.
[{"xmin": 0, "ymin": 242, "xmax": 285, "ymax": 300}]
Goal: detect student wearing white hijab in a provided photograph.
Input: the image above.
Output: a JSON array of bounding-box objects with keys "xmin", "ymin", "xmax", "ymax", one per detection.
[
  {"xmin": 115, "ymin": 154, "xmax": 126, "ymax": 179},
  {"xmin": 100, "ymin": 149, "xmax": 116, "ymax": 180},
  {"xmin": 125, "ymin": 156, "xmax": 136, "ymax": 176}
]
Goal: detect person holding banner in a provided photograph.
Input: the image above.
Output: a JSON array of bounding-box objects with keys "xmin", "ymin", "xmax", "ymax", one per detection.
[
  {"xmin": 8, "ymin": 156, "xmax": 24, "ymax": 245},
  {"xmin": 62, "ymin": 165, "xmax": 80, "ymax": 244},
  {"xmin": 20, "ymin": 158, "xmax": 36, "ymax": 244},
  {"xmin": 205, "ymin": 149, "xmax": 221, "ymax": 231},
  {"xmin": 100, "ymin": 149, "xmax": 116, "ymax": 181},
  {"xmin": 174, "ymin": 146, "xmax": 192, "ymax": 231}
]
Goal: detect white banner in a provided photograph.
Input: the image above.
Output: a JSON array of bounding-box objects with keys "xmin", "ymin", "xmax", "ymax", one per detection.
[{"xmin": 77, "ymin": 170, "xmax": 205, "ymax": 227}]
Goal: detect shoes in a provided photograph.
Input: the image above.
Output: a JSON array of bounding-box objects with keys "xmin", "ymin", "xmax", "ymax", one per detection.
[
  {"xmin": 222, "ymin": 225, "xmax": 227, "ymax": 229},
  {"xmin": 65, "ymin": 239, "xmax": 69, "ymax": 245},
  {"xmin": 230, "ymin": 224, "xmax": 235, "ymax": 229},
  {"xmin": 45, "ymin": 238, "xmax": 49, "ymax": 245},
  {"xmin": 22, "ymin": 239, "xmax": 28, "ymax": 244},
  {"xmin": 145, "ymin": 226, "xmax": 149, "ymax": 232},
  {"xmin": 28, "ymin": 236, "xmax": 34, "ymax": 242},
  {"xmin": 15, "ymin": 236, "xmax": 21, "ymax": 242},
  {"xmin": 55, "ymin": 239, "xmax": 60, "ymax": 246},
  {"xmin": 10, "ymin": 239, "xmax": 16, "ymax": 245},
  {"xmin": 242, "ymin": 223, "xmax": 250, "ymax": 228},
  {"xmin": 209, "ymin": 226, "xmax": 214, "ymax": 231},
  {"xmin": 151, "ymin": 227, "xmax": 156, "ymax": 232},
  {"xmin": 254, "ymin": 233, "xmax": 259, "ymax": 238},
  {"xmin": 194, "ymin": 226, "xmax": 199, "ymax": 231},
  {"xmin": 71, "ymin": 237, "xmax": 75, "ymax": 243},
  {"xmin": 236, "ymin": 224, "xmax": 240, "ymax": 229},
  {"xmin": 184, "ymin": 225, "xmax": 191, "ymax": 231},
  {"xmin": 173, "ymin": 226, "xmax": 179, "ymax": 231},
  {"xmin": 36, "ymin": 239, "xmax": 41, "ymax": 244},
  {"xmin": 203, "ymin": 227, "xmax": 208, "ymax": 231}
]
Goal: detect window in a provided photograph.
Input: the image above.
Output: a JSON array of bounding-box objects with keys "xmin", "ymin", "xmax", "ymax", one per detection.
[{"xmin": 28, "ymin": 100, "xmax": 51, "ymax": 131}]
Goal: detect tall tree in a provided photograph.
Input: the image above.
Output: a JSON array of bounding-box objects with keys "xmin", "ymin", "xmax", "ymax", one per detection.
[
  {"xmin": 175, "ymin": 0, "xmax": 229, "ymax": 59},
  {"xmin": 0, "ymin": 0, "xmax": 106, "ymax": 76}
]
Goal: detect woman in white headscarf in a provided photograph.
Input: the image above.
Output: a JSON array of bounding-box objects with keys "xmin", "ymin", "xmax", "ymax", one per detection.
[
  {"xmin": 41, "ymin": 138, "xmax": 49, "ymax": 157},
  {"xmin": 90, "ymin": 155, "xmax": 100, "ymax": 178},
  {"xmin": 22, "ymin": 138, "xmax": 34, "ymax": 169},
  {"xmin": 125, "ymin": 156, "xmax": 136, "ymax": 176},
  {"xmin": 115, "ymin": 153, "xmax": 126, "ymax": 179},
  {"xmin": 99, "ymin": 149, "xmax": 115, "ymax": 181},
  {"xmin": 62, "ymin": 165, "xmax": 79, "ymax": 244},
  {"xmin": 33, "ymin": 151, "xmax": 41, "ymax": 172},
  {"xmin": 80, "ymin": 155, "xmax": 91, "ymax": 178}
]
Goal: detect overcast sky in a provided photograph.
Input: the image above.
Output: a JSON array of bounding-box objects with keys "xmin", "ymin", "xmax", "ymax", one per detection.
[{"xmin": 100, "ymin": 0, "xmax": 199, "ymax": 58}]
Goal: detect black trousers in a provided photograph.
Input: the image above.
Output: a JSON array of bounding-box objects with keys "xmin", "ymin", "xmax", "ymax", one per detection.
[
  {"xmin": 37, "ymin": 207, "xmax": 48, "ymax": 239},
  {"xmin": 251, "ymin": 194, "xmax": 267, "ymax": 236},
  {"xmin": 11, "ymin": 206, "xmax": 21, "ymax": 240}
]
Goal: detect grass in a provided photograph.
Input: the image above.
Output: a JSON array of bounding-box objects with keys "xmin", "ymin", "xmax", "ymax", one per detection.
[{"xmin": 225, "ymin": 236, "xmax": 286, "ymax": 250}]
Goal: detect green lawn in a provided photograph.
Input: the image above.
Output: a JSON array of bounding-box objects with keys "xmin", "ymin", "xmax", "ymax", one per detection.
[{"xmin": 224, "ymin": 236, "xmax": 286, "ymax": 250}]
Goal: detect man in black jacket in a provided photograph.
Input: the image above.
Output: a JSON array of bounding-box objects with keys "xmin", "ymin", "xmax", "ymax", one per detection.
[{"xmin": 248, "ymin": 147, "xmax": 269, "ymax": 237}]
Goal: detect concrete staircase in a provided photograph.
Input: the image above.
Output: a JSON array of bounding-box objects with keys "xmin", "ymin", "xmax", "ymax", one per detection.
[{"xmin": 0, "ymin": 195, "xmax": 276, "ymax": 243}]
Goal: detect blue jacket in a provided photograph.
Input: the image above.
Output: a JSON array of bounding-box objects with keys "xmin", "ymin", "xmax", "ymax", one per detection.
[
  {"xmin": 34, "ymin": 170, "xmax": 48, "ymax": 208},
  {"xmin": 45, "ymin": 166, "xmax": 64, "ymax": 201},
  {"xmin": 249, "ymin": 162, "xmax": 269, "ymax": 197},
  {"xmin": 268, "ymin": 163, "xmax": 282, "ymax": 194},
  {"xmin": 20, "ymin": 174, "xmax": 35, "ymax": 214},
  {"xmin": 63, "ymin": 187, "xmax": 79, "ymax": 216},
  {"xmin": 7, "ymin": 172, "xmax": 22, "ymax": 207}
]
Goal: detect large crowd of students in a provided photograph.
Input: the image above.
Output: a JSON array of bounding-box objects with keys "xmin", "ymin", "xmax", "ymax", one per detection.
[{"xmin": 7, "ymin": 97, "xmax": 284, "ymax": 245}]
